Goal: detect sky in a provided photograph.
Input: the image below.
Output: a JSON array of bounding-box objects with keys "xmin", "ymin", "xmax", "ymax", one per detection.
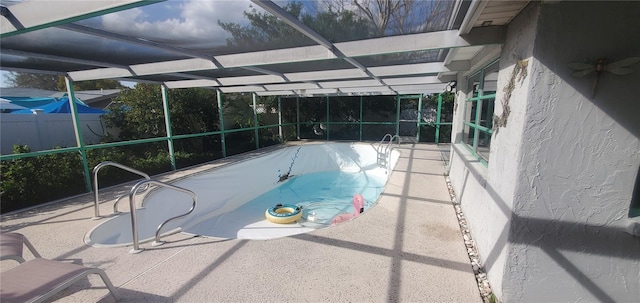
[
  {"xmin": 90, "ymin": 0, "xmax": 255, "ymax": 48},
  {"xmin": 0, "ymin": 0, "xmax": 382, "ymax": 89},
  {"xmin": 1, "ymin": 0, "xmax": 258, "ymax": 88}
]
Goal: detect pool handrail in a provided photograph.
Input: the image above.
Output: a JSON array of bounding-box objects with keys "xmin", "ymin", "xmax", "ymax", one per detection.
[
  {"xmin": 386, "ymin": 134, "xmax": 400, "ymax": 151},
  {"xmin": 385, "ymin": 135, "xmax": 400, "ymax": 175},
  {"xmin": 377, "ymin": 134, "xmax": 393, "ymax": 152},
  {"xmin": 128, "ymin": 179, "xmax": 197, "ymax": 254},
  {"xmin": 93, "ymin": 161, "xmax": 150, "ymax": 220},
  {"xmin": 376, "ymin": 134, "xmax": 392, "ymax": 166},
  {"xmin": 377, "ymin": 134, "xmax": 400, "ymax": 171}
]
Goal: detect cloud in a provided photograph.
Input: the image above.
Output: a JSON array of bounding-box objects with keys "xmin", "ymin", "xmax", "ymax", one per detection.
[{"xmin": 100, "ymin": 0, "xmax": 254, "ymax": 49}]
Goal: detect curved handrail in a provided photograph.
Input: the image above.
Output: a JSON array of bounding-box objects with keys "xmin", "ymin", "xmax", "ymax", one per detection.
[
  {"xmin": 377, "ymin": 133, "xmax": 399, "ymax": 156},
  {"xmin": 386, "ymin": 135, "xmax": 400, "ymax": 175},
  {"xmin": 377, "ymin": 134, "xmax": 393, "ymax": 153},
  {"xmin": 376, "ymin": 134, "xmax": 400, "ymax": 174},
  {"xmin": 377, "ymin": 134, "xmax": 400, "ymax": 153},
  {"xmin": 93, "ymin": 161, "xmax": 150, "ymax": 219},
  {"xmin": 386, "ymin": 134, "xmax": 400, "ymax": 152},
  {"xmin": 113, "ymin": 195, "xmax": 127, "ymax": 214},
  {"xmin": 128, "ymin": 180, "xmax": 197, "ymax": 254}
]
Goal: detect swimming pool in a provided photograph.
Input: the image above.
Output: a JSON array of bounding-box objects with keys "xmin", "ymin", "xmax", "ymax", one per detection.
[{"xmin": 85, "ymin": 142, "xmax": 400, "ymax": 246}]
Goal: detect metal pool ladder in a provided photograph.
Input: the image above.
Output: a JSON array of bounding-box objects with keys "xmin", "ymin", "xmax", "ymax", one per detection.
[
  {"xmin": 377, "ymin": 134, "xmax": 400, "ymax": 172},
  {"xmin": 128, "ymin": 180, "xmax": 197, "ymax": 254},
  {"xmin": 92, "ymin": 161, "xmax": 150, "ymax": 220}
]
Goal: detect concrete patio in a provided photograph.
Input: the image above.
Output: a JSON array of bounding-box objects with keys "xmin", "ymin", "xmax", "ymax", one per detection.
[{"xmin": 1, "ymin": 143, "xmax": 481, "ymax": 302}]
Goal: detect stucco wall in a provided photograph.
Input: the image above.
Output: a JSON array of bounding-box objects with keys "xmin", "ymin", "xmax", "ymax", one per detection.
[
  {"xmin": 448, "ymin": 3, "xmax": 540, "ymax": 299},
  {"xmin": 450, "ymin": 1, "xmax": 640, "ymax": 302},
  {"xmin": 502, "ymin": 1, "xmax": 640, "ymax": 302}
]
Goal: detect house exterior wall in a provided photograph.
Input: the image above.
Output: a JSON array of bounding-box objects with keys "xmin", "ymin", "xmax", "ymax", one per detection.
[
  {"xmin": 448, "ymin": 2, "xmax": 539, "ymax": 299},
  {"xmin": 503, "ymin": 1, "xmax": 640, "ymax": 302},
  {"xmin": 449, "ymin": 1, "xmax": 640, "ymax": 302}
]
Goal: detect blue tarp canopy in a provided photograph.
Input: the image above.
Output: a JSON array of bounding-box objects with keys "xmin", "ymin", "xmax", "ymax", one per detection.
[
  {"xmin": 1, "ymin": 96, "xmax": 58, "ymax": 108},
  {"xmin": 12, "ymin": 98, "xmax": 106, "ymax": 114}
]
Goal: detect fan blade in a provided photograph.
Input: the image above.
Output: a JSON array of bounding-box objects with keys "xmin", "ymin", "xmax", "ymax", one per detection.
[
  {"xmin": 568, "ymin": 62, "xmax": 593, "ymax": 70},
  {"xmin": 572, "ymin": 69, "xmax": 594, "ymax": 77},
  {"xmin": 607, "ymin": 57, "xmax": 640, "ymax": 69},
  {"xmin": 608, "ymin": 67, "xmax": 634, "ymax": 75}
]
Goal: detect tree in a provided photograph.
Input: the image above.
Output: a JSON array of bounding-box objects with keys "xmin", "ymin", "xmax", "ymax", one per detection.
[
  {"xmin": 301, "ymin": 7, "xmax": 370, "ymax": 42},
  {"xmin": 218, "ymin": 1, "xmax": 372, "ymax": 50},
  {"xmin": 217, "ymin": 1, "xmax": 453, "ymax": 65},
  {"xmin": 218, "ymin": 2, "xmax": 308, "ymax": 52},
  {"xmin": 56, "ymin": 78, "xmax": 126, "ymax": 91},
  {"xmin": 102, "ymin": 83, "xmax": 219, "ymax": 141},
  {"xmin": 352, "ymin": 0, "xmax": 453, "ymax": 36},
  {"xmin": 6, "ymin": 72, "xmax": 60, "ymax": 90},
  {"xmin": 6, "ymin": 72, "xmax": 126, "ymax": 91}
]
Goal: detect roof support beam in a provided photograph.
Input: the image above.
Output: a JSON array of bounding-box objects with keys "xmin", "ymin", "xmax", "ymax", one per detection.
[
  {"xmin": 218, "ymin": 29, "xmax": 503, "ymax": 69},
  {"xmin": 130, "ymin": 59, "xmax": 218, "ymax": 76},
  {"xmin": 217, "ymin": 75, "xmax": 286, "ymax": 86},
  {"xmin": 113, "ymin": 77, "xmax": 163, "ymax": 85},
  {"xmin": 69, "ymin": 68, "xmax": 134, "ymax": 81},
  {"xmin": 301, "ymin": 88, "xmax": 339, "ymax": 95},
  {"xmin": 164, "ymin": 79, "xmax": 221, "ymax": 89},
  {"xmin": 391, "ymin": 83, "xmax": 448, "ymax": 93},
  {"xmin": 437, "ymin": 74, "xmax": 458, "ymax": 83},
  {"xmin": 2, "ymin": 49, "xmax": 128, "ymax": 70},
  {"xmin": 458, "ymin": 0, "xmax": 489, "ymax": 35},
  {"xmin": 335, "ymin": 28, "xmax": 503, "ymax": 57},
  {"xmin": 1, "ymin": 0, "xmax": 162, "ymax": 38},
  {"xmin": 59, "ymin": 24, "xmax": 219, "ymax": 65},
  {"xmin": 216, "ymin": 46, "xmax": 335, "ymax": 69},
  {"xmin": 467, "ymin": 44, "xmax": 501, "ymax": 75},
  {"xmin": 251, "ymin": 0, "xmax": 396, "ymax": 94},
  {"xmin": 64, "ymin": 28, "xmax": 500, "ymax": 83},
  {"xmin": 256, "ymin": 90, "xmax": 295, "ymax": 96},
  {"xmin": 219, "ymin": 86, "xmax": 266, "ymax": 93},
  {"xmin": 265, "ymin": 83, "xmax": 319, "ymax": 91},
  {"xmin": 446, "ymin": 60, "xmax": 471, "ymax": 71},
  {"xmin": 165, "ymin": 73, "xmax": 220, "ymax": 82},
  {"xmin": 284, "ymin": 69, "xmax": 368, "ymax": 82},
  {"xmin": 242, "ymin": 66, "xmax": 288, "ymax": 80},
  {"xmin": 0, "ymin": 66, "xmax": 67, "ymax": 76},
  {"xmin": 3, "ymin": 49, "xmax": 217, "ymax": 83},
  {"xmin": 59, "ymin": 23, "xmax": 293, "ymax": 79},
  {"xmin": 319, "ymin": 79, "xmax": 382, "ymax": 89},
  {"xmin": 381, "ymin": 76, "xmax": 440, "ymax": 86},
  {"xmin": 339, "ymin": 86, "xmax": 393, "ymax": 94},
  {"xmin": 369, "ymin": 62, "xmax": 450, "ymax": 77}
]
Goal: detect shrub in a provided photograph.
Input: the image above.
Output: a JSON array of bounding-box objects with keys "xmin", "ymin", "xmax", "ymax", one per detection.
[
  {"xmin": 1, "ymin": 145, "xmax": 86, "ymax": 213},
  {"xmin": 0, "ymin": 143, "xmax": 225, "ymax": 213}
]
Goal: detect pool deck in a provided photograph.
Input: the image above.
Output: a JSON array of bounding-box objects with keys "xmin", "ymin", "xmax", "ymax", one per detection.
[{"xmin": 1, "ymin": 142, "xmax": 481, "ymax": 302}]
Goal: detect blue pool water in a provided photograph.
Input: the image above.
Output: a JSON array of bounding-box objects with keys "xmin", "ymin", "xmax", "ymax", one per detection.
[
  {"xmin": 267, "ymin": 170, "xmax": 386, "ymax": 225},
  {"xmin": 190, "ymin": 170, "xmax": 387, "ymax": 238},
  {"xmin": 86, "ymin": 142, "xmax": 399, "ymax": 244}
]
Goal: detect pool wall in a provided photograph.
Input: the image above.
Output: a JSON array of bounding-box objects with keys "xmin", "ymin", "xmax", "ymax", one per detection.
[{"xmin": 85, "ymin": 142, "xmax": 400, "ymax": 246}]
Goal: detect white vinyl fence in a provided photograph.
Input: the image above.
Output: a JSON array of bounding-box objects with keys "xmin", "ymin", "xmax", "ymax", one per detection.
[{"xmin": 0, "ymin": 112, "xmax": 107, "ymax": 154}]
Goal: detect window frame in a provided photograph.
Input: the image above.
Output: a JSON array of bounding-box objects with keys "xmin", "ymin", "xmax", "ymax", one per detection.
[{"xmin": 462, "ymin": 59, "xmax": 499, "ymax": 166}]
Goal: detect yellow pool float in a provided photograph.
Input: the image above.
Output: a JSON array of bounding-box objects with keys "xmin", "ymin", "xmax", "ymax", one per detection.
[{"xmin": 265, "ymin": 203, "xmax": 302, "ymax": 224}]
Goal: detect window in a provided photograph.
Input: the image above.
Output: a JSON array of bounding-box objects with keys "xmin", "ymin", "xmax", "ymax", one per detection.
[
  {"xmin": 631, "ymin": 166, "xmax": 640, "ymax": 218},
  {"xmin": 462, "ymin": 60, "xmax": 499, "ymax": 165}
]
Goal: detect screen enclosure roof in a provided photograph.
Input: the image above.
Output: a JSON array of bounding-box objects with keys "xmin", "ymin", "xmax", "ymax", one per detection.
[{"xmin": 1, "ymin": 0, "xmax": 529, "ymax": 97}]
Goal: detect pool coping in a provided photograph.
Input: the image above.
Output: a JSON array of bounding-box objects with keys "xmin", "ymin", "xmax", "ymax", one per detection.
[{"xmin": 1, "ymin": 142, "xmax": 482, "ymax": 303}]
